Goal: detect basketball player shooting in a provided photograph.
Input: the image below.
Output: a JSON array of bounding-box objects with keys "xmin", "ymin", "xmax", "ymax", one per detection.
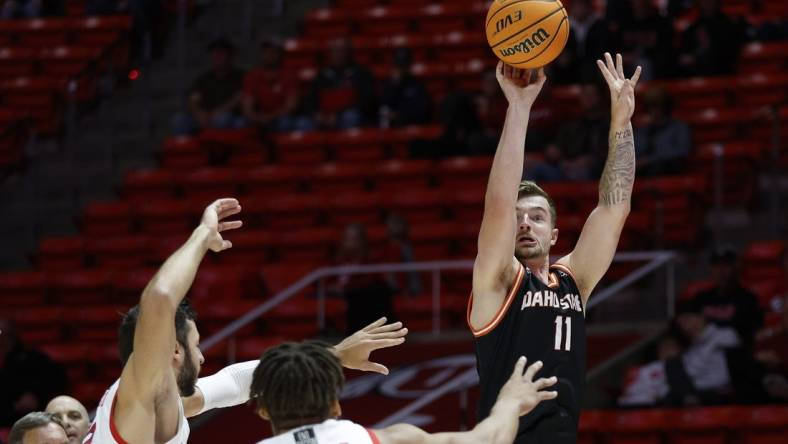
[
  {"xmin": 468, "ymin": 53, "xmax": 641, "ymax": 443},
  {"xmin": 85, "ymin": 198, "xmax": 408, "ymax": 443}
]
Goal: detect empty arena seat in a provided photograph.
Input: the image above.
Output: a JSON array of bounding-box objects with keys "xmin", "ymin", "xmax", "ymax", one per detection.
[
  {"xmin": 436, "ymin": 156, "xmax": 492, "ymax": 191},
  {"xmin": 49, "ymin": 269, "xmax": 113, "ymax": 305},
  {"xmin": 327, "ymin": 192, "xmax": 384, "ymax": 226},
  {"xmin": 212, "ymin": 230, "xmax": 274, "ymax": 266},
  {"xmin": 82, "ymin": 201, "xmax": 133, "ymax": 236},
  {"xmin": 136, "ymin": 199, "xmax": 197, "ymax": 235},
  {"xmin": 667, "ymin": 407, "xmax": 736, "ymax": 444},
  {"xmin": 181, "ymin": 168, "xmax": 240, "ymax": 202},
  {"xmin": 742, "ymin": 240, "xmax": 785, "ymax": 282},
  {"xmin": 271, "ymin": 227, "xmax": 337, "ymax": 262},
  {"xmin": 10, "ymin": 307, "xmax": 64, "ymax": 344},
  {"xmin": 739, "ymin": 405, "xmax": 788, "ymax": 444},
  {"xmin": 381, "ymin": 189, "xmax": 446, "ymax": 222},
  {"xmin": 328, "ymin": 127, "xmax": 388, "ymax": 162},
  {"xmin": 242, "ymin": 165, "xmax": 307, "ymax": 195},
  {"xmin": 372, "ymin": 159, "xmax": 433, "ymax": 192},
  {"xmin": 161, "ymin": 135, "xmax": 208, "ymax": 169},
  {"xmin": 606, "ymin": 409, "xmax": 668, "ymax": 444},
  {"xmin": 262, "ymin": 194, "xmax": 327, "ymax": 229},
  {"xmin": 237, "ymin": 336, "xmax": 286, "ymax": 361},
  {"xmin": 37, "ymin": 236, "xmax": 85, "ymax": 271},
  {"xmin": 274, "ymin": 131, "xmax": 329, "ymax": 164},
  {"xmin": 112, "ymin": 268, "xmax": 156, "ymax": 302},
  {"xmin": 0, "ymin": 271, "xmax": 47, "ymax": 308},
  {"xmin": 259, "ymin": 262, "xmax": 321, "ymax": 297},
  {"xmin": 310, "ymin": 163, "xmax": 373, "ymax": 192},
  {"xmin": 123, "ymin": 169, "xmax": 178, "ymax": 202},
  {"xmin": 86, "ymin": 235, "xmax": 149, "ymax": 268}
]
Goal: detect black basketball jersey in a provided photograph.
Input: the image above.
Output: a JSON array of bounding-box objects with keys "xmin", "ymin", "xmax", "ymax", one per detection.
[{"xmin": 468, "ymin": 262, "xmax": 586, "ymax": 441}]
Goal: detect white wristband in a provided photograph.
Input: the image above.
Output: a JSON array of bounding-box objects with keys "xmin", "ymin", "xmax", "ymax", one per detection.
[{"xmin": 195, "ymin": 360, "xmax": 259, "ymax": 415}]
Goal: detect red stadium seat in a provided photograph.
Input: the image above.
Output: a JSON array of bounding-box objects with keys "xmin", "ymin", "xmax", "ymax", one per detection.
[
  {"xmin": 82, "ymin": 201, "xmax": 133, "ymax": 236},
  {"xmin": 328, "ymin": 128, "xmax": 388, "ymax": 162},
  {"xmin": 739, "ymin": 405, "xmax": 788, "ymax": 444},
  {"xmin": 271, "ymin": 227, "xmax": 336, "ymax": 263},
  {"xmin": 274, "ymin": 131, "xmax": 328, "ymax": 164},
  {"xmin": 263, "ymin": 194, "xmax": 327, "ymax": 229},
  {"xmin": 436, "ymin": 156, "xmax": 492, "ymax": 192},
  {"xmin": 259, "ymin": 262, "xmax": 321, "ymax": 297},
  {"xmin": 86, "ymin": 236, "xmax": 149, "ymax": 268},
  {"xmin": 742, "ymin": 240, "xmax": 785, "ymax": 282},
  {"xmin": 372, "ymin": 159, "xmax": 433, "ymax": 193},
  {"xmin": 668, "ymin": 407, "xmax": 736, "ymax": 444},
  {"xmin": 237, "ymin": 336, "xmax": 286, "ymax": 361},
  {"xmin": 112, "ymin": 268, "xmax": 156, "ymax": 302},
  {"xmin": 0, "ymin": 271, "xmax": 48, "ymax": 308},
  {"xmin": 310, "ymin": 163, "xmax": 373, "ymax": 193},
  {"xmin": 181, "ymin": 168, "xmax": 240, "ymax": 202},
  {"xmin": 606, "ymin": 409, "xmax": 667, "ymax": 444},
  {"xmin": 381, "ymin": 189, "xmax": 446, "ymax": 223},
  {"xmin": 49, "ymin": 269, "xmax": 113, "ymax": 305},
  {"xmin": 136, "ymin": 200, "xmax": 197, "ymax": 235},
  {"xmin": 242, "ymin": 165, "xmax": 307, "ymax": 196},
  {"xmin": 327, "ymin": 192, "xmax": 384, "ymax": 227},
  {"xmin": 123, "ymin": 169, "xmax": 177, "ymax": 203},
  {"xmin": 161, "ymin": 136, "xmax": 208, "ymax": 169},
  {"xmin": 68, "ymin": 305, "xmax": 127, "ymax": 342},
  {"xmin": 10, "ymin": 307, "xmax": 64, "ymax": 344},
  {"xmin": 409, "ymin": 223, "xmax": 455, "ymax": 260},
  {"xmin": 37, "ymin": 236, "xmax": 85, "ymax": 271},
  {"xmin": 212, "ymin": 230, "xmax": 274, "ymax": 266}
]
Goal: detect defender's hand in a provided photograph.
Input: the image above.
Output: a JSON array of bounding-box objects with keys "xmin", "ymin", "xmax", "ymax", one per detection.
[
  {"xmin": 200, "ymin": 198, "xmax": 243, "ymax": 252},
  {"xmin": 497, "ymin": 357, "xmax": 558, "ymax": 416},
  {"xmin": 333, "ymin": 317, "xmax": 408, "ymax": 375},
  {"xmin": 496, "ymin": 61, "xmax": 547, "ymax": 111},
  {"xmin": 596, "ymin": 52, "xmax": 641, "ymax": 127}
]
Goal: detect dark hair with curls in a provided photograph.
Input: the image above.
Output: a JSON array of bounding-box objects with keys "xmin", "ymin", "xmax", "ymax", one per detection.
[
  {"xmin": 118, "ymin": 300, "xmax": 197, "ymax": 367},
  {"xmin": 249, "ymin": 341, "xmax": 345, "ymax": 432}
]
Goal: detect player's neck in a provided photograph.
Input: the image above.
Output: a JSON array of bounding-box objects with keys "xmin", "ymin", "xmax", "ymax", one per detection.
[{"xmin": 522, "ymin": 256, "xmax": 550, "ymax": 283}]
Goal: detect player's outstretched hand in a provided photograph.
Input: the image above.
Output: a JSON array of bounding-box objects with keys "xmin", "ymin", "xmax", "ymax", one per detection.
[
  {"xmin": 596, "ymin": 52, "xmax": 641, "ymax": 127},
  {"xmin": 333, "ymin": 317, "xmax": 408, "ymax": 375},
  {"xmin": 200, "ymin": 198, "xmax": 243, "ymax": 253},
  {"xmin": 496, "ymin": 61, "xmax": 546, "ymax": 111},
  {"xmin": 497, "ymin": 357, "xmax": 558, "ymax": 416}
]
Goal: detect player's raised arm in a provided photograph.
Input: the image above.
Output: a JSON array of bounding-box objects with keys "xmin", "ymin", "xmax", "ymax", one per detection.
[
  {"xmin": 374, "ymin": 357, "xmax": 557, "ymax": 444},
  {"xmin": 556, "ymin": 53, "xmax": 641, "ymax": 301},
  {"xmin": 117, "ymin": 200, "xmax": 241, "ymax": 417},
  {"xmin": 183, "ymin": 317, "xmax": 407, "ymax": 417},
  {"xmin": 471, "ymin": 63, "xmax": 546, "ymax": 327}
]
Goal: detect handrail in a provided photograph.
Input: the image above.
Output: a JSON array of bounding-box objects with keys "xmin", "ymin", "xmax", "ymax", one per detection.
[{"xmin": 201, "ymin": 251, "xmax": 677, "ymax": 354}]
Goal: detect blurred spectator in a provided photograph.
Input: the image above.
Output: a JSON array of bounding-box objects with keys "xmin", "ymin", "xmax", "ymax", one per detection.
[
  {"xmin": 754, "ymin": 292, "xmax": 788, "ymax": 401},
  {"xmin": 466, "ymin": 70, "xmax": 508, "ymax": 155},
  {"xmin": 383, "ymin": 213, "xmax": 422, "ymax": 296},
  {"xmin": 45, "ymin": 396, "xmax": 89, "ymax": 444},
  {"xmin": 306, "ymin": 38, "xmax": 376, "ymax": 129},
  {"xmin": 618, "ymin": 334, "xmax": 683, "ymax": 407},
  {"xmin": 8, "ymin": 412, "xmax": 68, "ymax": 444},
  {"xmin": 694, "ymin": 247, "xmax": 763, "ymax": 346},
  {"xmin": 525, "ymin": 142, "xmax": 569, "ymax": 183},
  {"xmin": 666, "ymin": 299, "xmax": 741, "ymax": 406},
  {"xmin": 678, "ymin": 0, "xmax": 744, "ymax": 76},
  {"xmin": 242, "ymin": 40, "xmax": 310, "ymax": 132},
  {"xmin": 380, "ymin": 48, "xmax": 431, "ymax": 127},
  {"xmin": 1, "ymin": 0, "xmax": 63, "ymax": 18},
  {"xmin": 552, "ymin": 0, "xmax": 612, "ymax": 84},
  {"xmin": 555, "ymin": 82, "xmax": 610, "ymax": 180},
  {"xmin": 0, "ymin": 319, "xmax": 68, "ymax": 427},
  {"xmin": 617, "ymin": 0, "xmax": 675, "ymax": 79},
  {"xmin": 172, "ymin": 38, "xmax": 245, "ymax": 136},
  {"xmin": 634, "ymin": 86, "xmax": 691, "ymax": 176},
  {"xmin": 334, "ymin": 224, "xmax": 395, "ymax": 334}
]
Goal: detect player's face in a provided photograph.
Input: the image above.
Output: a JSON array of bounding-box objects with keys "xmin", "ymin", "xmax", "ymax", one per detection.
[
  {"xmin": 176, "ymin": 320, "xmax": 204, "ymax": 397},
  {"xmin": 46, "ymin": 397, "xmax": 90, "ymax": 444},
  {"xmin": 22, "ymin": 423, "xmax": 69, "ymax": 444},
  {"xmin": 514, "ymin": 196, "xmax": 557, "ymax": 261}
]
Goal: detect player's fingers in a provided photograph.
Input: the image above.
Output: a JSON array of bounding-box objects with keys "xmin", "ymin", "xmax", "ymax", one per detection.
[
  {"xmin": 511, "ymin": 356, "xmax": 527, "ymax": 378},
  {"xmin": 535, "ymin": 67, "xmax": 547, "ymax": 86},
  {"xmin": 604, "ymin": 52, "xmax": 616, "ymax": 78},
  {"xmin": 362, "ymin": 317, "xmax": 388, "ymax": 332},
  {"xmin": 214, "ymin": 198, "xmax": 239, "ymax": 209},
  {"xmin": 371, "ymin": 328, "xmax": 408, "ymax": 340},
  {"xmin": 539, "ymin": 391, "xmax": 558, "ymax": 401},
  {"xmin": 631, "ymin": 65, "xmax": 642, "ymax": 86},
  {"xmin": 533, "ymin": 376, "xmax": 558, "ymax": 390},
  {"xmin": 218, "ymin": 205, "xmax": 242, "ymax": 219},
  {"xmin": 218, "ymin": 220, "xmax": 243, "ymax": 232},
  {"xmin": 361, "ymin": 362, "xmax": 390, "ymax": 375},
  {"xmin": 596, "ymin": 59, "xmax": 613, "ymax": 85},
  {"xmin": 523, "ymin": 360, "xmax": 543, "ymax": 382},
  {"xmin": 367, "ymin": 337, "xmax": 406, "ymax": 350},
  {"xmin": 615, "ymin": 53, "xmax": 624, "ymax": 78},
  {"xmin": 221, "ymin": 240, "xmax": 233, "ymax": 250},
  {"xmin": 369, "ymin": 320, "xmax": 403, "ymax": 334}
]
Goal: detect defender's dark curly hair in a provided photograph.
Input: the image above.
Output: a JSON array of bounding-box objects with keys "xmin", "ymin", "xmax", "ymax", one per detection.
[
  {"xmin": 250, "ymin": 341, "xmax": 345, "ymax": 431},
  {"xmin": 118, "ymin": 300, "xmax": 197, "ymax": 366}
]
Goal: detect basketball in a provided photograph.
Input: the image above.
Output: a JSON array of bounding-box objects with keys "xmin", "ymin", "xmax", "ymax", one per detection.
[{"xmin": 485, "ymin": 0, "xmax": 570, "ymax": 69}]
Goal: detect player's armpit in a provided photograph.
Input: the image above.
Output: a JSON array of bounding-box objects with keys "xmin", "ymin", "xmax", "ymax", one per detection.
[{"xmin": 469, "ymin": 258, "xmax": 522, "ymax": 334}]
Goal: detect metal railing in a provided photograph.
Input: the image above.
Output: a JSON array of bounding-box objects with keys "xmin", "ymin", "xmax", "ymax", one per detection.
[{"xmin": 201, "ymin": 251, "xmax": 678, "ymax": 361}]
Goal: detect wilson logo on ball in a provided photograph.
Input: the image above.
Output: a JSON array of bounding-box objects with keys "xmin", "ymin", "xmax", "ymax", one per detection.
[{"xmin": 498, "ymin": 28, "xmax": 550, "ymax": 57}]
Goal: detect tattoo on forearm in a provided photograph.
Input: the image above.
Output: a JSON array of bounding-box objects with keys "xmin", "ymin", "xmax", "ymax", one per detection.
[{"xmin": 599, "ymin": 127, "xmax": 635, "ymax": 206}]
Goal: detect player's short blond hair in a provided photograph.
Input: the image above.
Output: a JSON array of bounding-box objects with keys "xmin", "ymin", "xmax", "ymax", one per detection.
[{"xmin": 517, "ymin": 180, "xmax": 557, "ymax": 227}]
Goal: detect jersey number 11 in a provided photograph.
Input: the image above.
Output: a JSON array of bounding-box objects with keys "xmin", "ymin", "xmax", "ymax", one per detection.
[{"xmin": 554, "ymin": 316, "xmax": 571, "ymax": 351}]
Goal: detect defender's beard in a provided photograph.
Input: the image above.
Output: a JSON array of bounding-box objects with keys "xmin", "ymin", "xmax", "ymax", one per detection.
[{"xmin": 177, "ymin": 347, "xmax": 199, "ymax": 397}]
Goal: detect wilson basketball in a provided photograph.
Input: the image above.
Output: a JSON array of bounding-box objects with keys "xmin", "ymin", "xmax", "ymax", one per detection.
[{"xmin": 485, "ymin": 0, "xmax": 570, "ymax": 69}]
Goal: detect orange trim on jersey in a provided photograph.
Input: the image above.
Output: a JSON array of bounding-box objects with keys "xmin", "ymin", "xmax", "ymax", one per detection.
[
  {"xmin": 550, "ymin": 263, "xmax": 577, "ymax": 285},
  {"xmin": 547, "ymin": 272, "xmax": 559, "ymax": 288},
  {"xmin": 367, "ymin": 428, "xmax": 381, "ymax": 444},
  {"xmin": 467, "ymin": 263, "xmax": 525, "ymax": 337},
  {"xmin": 109, "ymin": 393, "xmax": 130, "ymax": 444}
]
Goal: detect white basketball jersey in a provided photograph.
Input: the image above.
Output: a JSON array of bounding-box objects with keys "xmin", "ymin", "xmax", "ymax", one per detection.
[
  {"xmin": 83, "ymin": 380, "xmax": 190, "ymax": 444},
  {"xmin": 257, "ymin": 419, "xmax": 379, "ymax": 444}
]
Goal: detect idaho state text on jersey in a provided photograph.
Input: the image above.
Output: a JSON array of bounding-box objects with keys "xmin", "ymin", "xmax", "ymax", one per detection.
[{"xmin": 520, "ymin": 290, "xmax": 583, "ymax": 312}]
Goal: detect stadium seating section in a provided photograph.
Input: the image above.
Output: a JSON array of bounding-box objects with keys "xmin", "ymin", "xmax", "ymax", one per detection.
[{"xmin": 0, "ymin": 0, "xmax": 786, "ymax": 417}]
